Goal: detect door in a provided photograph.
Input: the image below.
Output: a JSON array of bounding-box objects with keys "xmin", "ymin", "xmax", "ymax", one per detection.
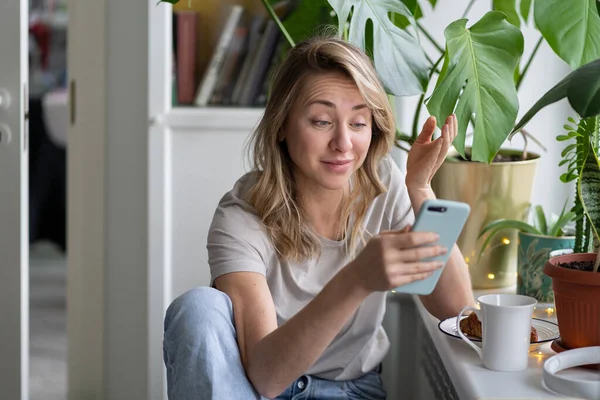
[{"xmin": 0, "ymin": 0, "xmax": 29, "ymax": 399}]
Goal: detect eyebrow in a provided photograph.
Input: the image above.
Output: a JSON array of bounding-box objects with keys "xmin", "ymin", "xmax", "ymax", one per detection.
[{"xmin": 307, "ymin": 99, "xmax": 368, "ymax": 111}]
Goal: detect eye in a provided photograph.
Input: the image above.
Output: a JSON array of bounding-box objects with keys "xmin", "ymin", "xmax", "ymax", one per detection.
[
  {"xmin": 351, "ymin": 122, "xmax": 368, "ymax": 129},
  {"xmin": 312, "ymin": 120, "xmax": 332, "ymax": 127}
]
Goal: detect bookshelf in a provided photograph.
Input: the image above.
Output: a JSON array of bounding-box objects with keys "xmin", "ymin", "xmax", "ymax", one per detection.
[{"xmin": 171, "ymin": 0, "xmax": 288, "ymax": 109}]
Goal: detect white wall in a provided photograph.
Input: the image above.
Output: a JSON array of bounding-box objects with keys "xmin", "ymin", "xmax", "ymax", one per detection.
[{"xmin": 392, "ymin": 0, "xmax": 574, "ymax": 218}]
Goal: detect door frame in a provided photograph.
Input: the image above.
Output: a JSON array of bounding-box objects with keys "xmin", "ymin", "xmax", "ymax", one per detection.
[
  {"xmin": 0, "ymin": 0, "xmax": 29, "ymax": 398},
  {"xmin": 68, "ymin": 0, "xmax": 169, "ymax": 398}
]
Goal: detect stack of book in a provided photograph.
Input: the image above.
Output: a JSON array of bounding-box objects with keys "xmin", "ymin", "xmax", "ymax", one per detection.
[{"xmin": 173, "ymin": 2, "xmax": 292, "ymax": 108}]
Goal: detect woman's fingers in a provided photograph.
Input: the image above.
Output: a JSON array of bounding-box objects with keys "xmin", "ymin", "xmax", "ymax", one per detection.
[
  {"xmin": 393, "ymin": 261, "xmax": 444, "ymax": 287},
  {"xmin": 400, "ymin": 244, "xmax": 447, "ymax": 262},
  {"xmin": 385, "ymin": 242, "xmax": 446, "ymax": 263},
  {"xmin": 408, "ymin": 260, "xmax": 444, "ymax": 274},
  {"xmin": 388, "ymin": 231, "xmax": 439, "ymax": 249},
  {"xmin": 415, "ymin": 115, "xmax": 437, "ymax": 144}
]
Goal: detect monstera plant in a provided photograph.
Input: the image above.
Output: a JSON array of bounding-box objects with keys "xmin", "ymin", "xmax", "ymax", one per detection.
[
  {"xmin": 163, "ymin": 0, "xmax": 600, "ymax": 163},
  {"xmin": 265, "ymin": 0, "xmax": 600, "ymax": 163}
]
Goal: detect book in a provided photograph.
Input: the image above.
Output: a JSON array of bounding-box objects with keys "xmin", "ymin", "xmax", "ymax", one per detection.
[
  {"xmin": 238, "ymin": 20, "xmax": 280, "ymax": 107},
  {"xmin": 230, "ymin": 14, "xmax": 265, "ymax": 105},
  {"xmin": 210, "ymin": 24, "xmax": 249, "ymax": 105},
  {"xmin": 175, "ymin": 10, "xmax": 198, "ymax": 104},
  {"xmin": 194, "ymin": 5, "xmax": 244, "ymax": 107}
]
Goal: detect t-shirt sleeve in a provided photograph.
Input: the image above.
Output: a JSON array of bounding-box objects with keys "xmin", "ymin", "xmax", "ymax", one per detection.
[
  {"xmin": 207, "ymin": 204, "xmax": 270, "ymax": 286},
  {"xmin": 385, "ymin": 156, "xmax": 416, "ymax": 231}
]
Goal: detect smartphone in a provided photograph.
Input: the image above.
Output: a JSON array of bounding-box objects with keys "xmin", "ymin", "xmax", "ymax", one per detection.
[{"xmin": 393, "ymin": 199, "xmax": 470, "ymax": 295}]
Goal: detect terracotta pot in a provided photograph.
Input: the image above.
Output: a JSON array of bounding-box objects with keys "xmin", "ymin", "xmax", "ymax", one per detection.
[{"xmin": 544, "ymin": 253, "xmax": 600, "ymax": 349}]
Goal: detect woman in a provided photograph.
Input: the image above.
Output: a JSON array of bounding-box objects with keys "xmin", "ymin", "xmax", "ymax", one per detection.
[{"xmin": 163, "ymin": 36, "xmax": 475, "ymax": 399}]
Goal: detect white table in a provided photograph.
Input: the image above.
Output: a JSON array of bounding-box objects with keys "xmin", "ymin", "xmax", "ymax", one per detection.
[{"xmin": 412, "ymin": 287, "xmax": 600, "ymax": 399}]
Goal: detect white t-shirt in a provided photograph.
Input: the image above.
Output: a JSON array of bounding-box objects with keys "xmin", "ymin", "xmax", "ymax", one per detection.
[{"xmin": 207, "ymin": 155, "xmax": 415, "ymax": 381}]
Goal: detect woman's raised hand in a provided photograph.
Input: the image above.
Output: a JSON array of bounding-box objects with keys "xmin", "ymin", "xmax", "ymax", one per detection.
[
  {"xmin": 346, "ymin": 228, "xmax": 447, "ymax": 293},
  {"xmin": 405, "ymin": 115, "xmax": 457, "ymax": 190}
]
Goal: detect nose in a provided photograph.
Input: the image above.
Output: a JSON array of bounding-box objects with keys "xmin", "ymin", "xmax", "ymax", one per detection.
[{"xmin": 330, "ymin": 124, "xmax": 353, "ymax": 153}]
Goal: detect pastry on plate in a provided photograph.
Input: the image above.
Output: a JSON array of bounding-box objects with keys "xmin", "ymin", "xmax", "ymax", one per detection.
[{"xmin": 459, "ymin": 312, "xmax": 538, "ymax": 342}]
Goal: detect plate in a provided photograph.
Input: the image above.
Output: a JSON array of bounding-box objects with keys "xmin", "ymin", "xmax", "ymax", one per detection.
[{"xmin": 438, "ymin": 316, "xmax": 560, "ymax": 352}]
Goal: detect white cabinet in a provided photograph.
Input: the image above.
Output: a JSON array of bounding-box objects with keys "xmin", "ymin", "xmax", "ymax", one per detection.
[
  {"xmin": 167, "ymin": 109, "xmax": 262, "ymax": 297},
  {"xmin": 149, "ymin": 5, "xmax": 264, "ymax": 299}
]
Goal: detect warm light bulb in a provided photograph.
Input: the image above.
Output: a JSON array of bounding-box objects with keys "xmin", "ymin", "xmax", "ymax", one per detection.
[
  {"xmin": 488, "ymin": 273, "xmax": 495, "ymax": 279},
  {"xmin": 465, "ymin": 256, "xmax": 470, "ymax": 263},
  {"xmin": 546, "ymin": 307, "xmax": 555, "ymax": 315},
  {"xmin": 502, "ymin": 238, "xmax": 510, "ymax": 245}
]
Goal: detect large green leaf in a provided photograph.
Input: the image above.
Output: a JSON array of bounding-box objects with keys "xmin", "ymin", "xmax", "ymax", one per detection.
[
  {"xmin": 425, "ymin": 11, "xmax": 524, "ymax": 163},
  {"xmin": 510, "ymin": 59, "xmax": 600, "ymax": 136},
  {"xmin": 579, "ymin": 137, "xmax": 600, "ymax": 242},
  {"xmin": 282, "ymin": 0, "xmax": 337, "ymax": 44},
  {"xmin": 328, "ymin": 0, "xmax": 430, "ymax": 96},
  {"xmin": 534, "ymin": 0, "xmax": 600, "ymax": 69},
  {"xmin": 567, "ymin": 59, "xmax": 600, "ymax": 117},
  {"xmin": 493, "ymin": 0, "xmax": 521, "ymax": 27},
  {"xmin": 510, "ymin": 70, "xmax": 570, "ymax": 136},
  {"xmin": 520, "ymin": 0, "xmax": 532, "ymax": 22},
  {"xmin": 398, "ymin": 0, "xmax": 438, "ymax": 22}
]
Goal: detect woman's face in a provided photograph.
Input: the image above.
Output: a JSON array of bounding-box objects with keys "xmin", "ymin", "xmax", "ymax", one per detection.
[{"xmin": 283, "ymin": 72, "xmax": 373, "ymax": 193}]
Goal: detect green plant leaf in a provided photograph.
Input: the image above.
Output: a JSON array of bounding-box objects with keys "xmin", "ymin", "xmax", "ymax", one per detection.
[
  {"xmin": 393, "ymin": 0, "xmax": 438, "ymax": 28},
  {"xmin": 520, "ymin": 0, "xmax": 532, "ymax": 22},
  {"xmin": 477, "ymin": 219, "xmax": 541, "ymax": 259},
  {"xmin": 534, "ymin": 205, "xmax": 548, "ymax": 235},
  {"xmin": 493, "ymin": 0, "xmax": 521, "ymax": 27},
  {"xmin": 510, "ymin": 59, "xmax": 600, "ymax": 136},
  {"xmin": 425, "ymin": 11, "xmax": 524, "ymax": 162},
  {"xmin": 548, "ymin": 211, "xmax": 576, "ymax": 237},
  {"xmin": 579, "ymin": 136, "xmax": 600, "ymax": 242},
  {"xmin": 401, "ymin": 0, "xmax": 438, "ymax": 19},
  {"xmin": 534, "ymin": 0, "xmax": 600, "ymax": 69},
  {"xmin": 328, "ymin": 0, "xmax": 430, "ymax": 96},
  {"xmin": 282, "ymin": 0, "xmax": 337, "ymax": 44},
  {"xmin": 567, "ymin": 59, "xmax": 600, "ymax": 118},
  {"xmin": 561, "ymin": 172, "xmax": 578, "ymax": 182},
  {"xmin": 479, "ymin": 219, "xmax": 541, "ymax": 238}
]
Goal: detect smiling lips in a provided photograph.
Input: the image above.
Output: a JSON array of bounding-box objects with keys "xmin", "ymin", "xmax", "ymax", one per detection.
[{"xmin": 322, "ymin": 159, "xmax": 353, "ymax": 173}]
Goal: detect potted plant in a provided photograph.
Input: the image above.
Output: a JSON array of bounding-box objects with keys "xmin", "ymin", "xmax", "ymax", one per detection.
[
  {"xmin": 163, "ymin": 0, "xmax": 600, "ymax": 289},
  {"xmin": 506, "ymin": 57, "xmax": 600, "ymax": 350},
  {"xmin": 477, "ymin": 204, "xmax": 575, "ymax": 303},
  {"xmin": 265, "ymin": 0, "xmax": 600, "ymax": 289}
]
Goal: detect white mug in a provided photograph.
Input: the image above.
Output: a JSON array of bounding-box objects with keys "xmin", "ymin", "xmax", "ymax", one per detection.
[{"xmin": 457, "ymin": 294, "xmax": 537, "ymax": 372}]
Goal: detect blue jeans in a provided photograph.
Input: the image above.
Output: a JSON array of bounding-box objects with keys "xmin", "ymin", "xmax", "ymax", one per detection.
[{"xmin": 163, "ymin": 287, "xmax": 387, "ymax": 400}]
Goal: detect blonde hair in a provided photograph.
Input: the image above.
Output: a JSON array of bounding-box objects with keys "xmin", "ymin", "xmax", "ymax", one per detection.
[{"xmin": 247, "ymin": 36, "xmax": 396, "ymax": 262}]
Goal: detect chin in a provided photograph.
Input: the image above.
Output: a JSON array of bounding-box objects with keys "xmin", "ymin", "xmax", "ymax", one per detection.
[{"xmin": 318, "ymin": 176, "xmax": 351, "ymax": 191}]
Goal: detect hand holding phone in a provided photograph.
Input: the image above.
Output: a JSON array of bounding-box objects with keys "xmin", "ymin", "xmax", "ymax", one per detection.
[{"xmin": 393, "ymin": 199, "xmax": 470, "ymax": 295}]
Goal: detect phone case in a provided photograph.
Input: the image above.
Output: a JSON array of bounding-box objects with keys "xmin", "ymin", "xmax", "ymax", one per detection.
[{"xmin": 393, "ymin": 199, "xmax": 470, "ymax": 295}]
